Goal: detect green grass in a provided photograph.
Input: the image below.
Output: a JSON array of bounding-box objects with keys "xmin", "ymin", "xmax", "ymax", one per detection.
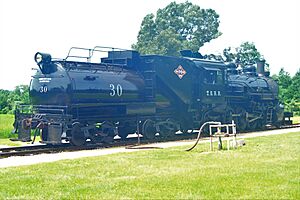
[
  {"xmin": 0, "ymin": 139, "xmax": 23, "ymax": 147},
  {"xmin": 0, "ymin": 114, "xmax": 21, "ymax": 145},
  {"xmin": 0, "ymin": 114, "xmax": 39, "ymax": 146},
  {"xmin": 0, "ymin": 114, "xmax": 15, "ymax": 139},
  {"xmin": 0, "ymin": 132, "xmax": 299, "ymax": 199},
  {"xmin": 292, "ymin": 116, "xmax": 300, "ymax": 124},
  {"xmin": 0, "ymin": 136, "xmax": 40, "ymax": 147}
]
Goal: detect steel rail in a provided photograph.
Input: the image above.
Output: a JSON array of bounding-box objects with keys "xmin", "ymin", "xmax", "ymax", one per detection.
[{"xmin": 1, "ymin": 124, "xmax": 299, "ymax": 158}]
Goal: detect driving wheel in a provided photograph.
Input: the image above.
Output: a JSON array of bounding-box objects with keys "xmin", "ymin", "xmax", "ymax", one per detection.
[
  {"xmin": 159, "ymin": 119, "xmax": 177, "ymax": 138},
  {"xmin": 142, "ymin": 119, "xmax": 156, "ymax": 139},
  {"xmin": 70, "ymin": 122, "xmax": 86, "ymax": 146},
  {"xmin": 234, "ymin": 107, "xmax": 248, "ymax": 131}
]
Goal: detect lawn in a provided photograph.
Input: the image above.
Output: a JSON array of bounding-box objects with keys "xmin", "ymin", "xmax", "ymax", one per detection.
[
  {"xmin": 0, "ymin": 114, "xmax": 14, "ymax": 139},
  {"xmin": 0, "ymin": 131, "xmax": 299, "ymax": 199},
  {"xmin": 0, "ymin": 114, "xmax": 24, "ymax": 146},
  {"xmin": 0, "ymin": 114, "xmax": 38, "ymax": 146},
  {"xmin": 292, "ymin": 115, "xmax": 300, "ymax": 124}
]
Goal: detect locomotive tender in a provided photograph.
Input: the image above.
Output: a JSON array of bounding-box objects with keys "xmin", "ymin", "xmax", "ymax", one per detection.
[{"xmin": 13, "ymin": 46, "xmax": 285, "ymax": 145}]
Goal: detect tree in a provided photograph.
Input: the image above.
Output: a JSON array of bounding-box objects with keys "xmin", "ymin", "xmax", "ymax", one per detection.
[
  {"xmin": 0, "ymin": 89, "xmax": 10, "ymax": 113},
  {"xmin": 272, "ymin": 68, "xmax": 300, "ymax": 115},
  {"xmin": 0, "ymin": 85, "xmax": 30, "ymax": 114},
  {"xmin": 290, "ymin": 70, "xmax": 300, "ymax": 100},
  {"xmin": 277, "ymin": 68, "xmax": 293, "ymax": 89},
  {"xmin": 132, "ymin": 1, "xmax": 221, "ymax": 56},
  {"xmin": 220, "ymin": 42, "xmax": 265, "ymax": 68},
  {"xmin": 289, "ymin": 70, "xmax": 300, "ymax": 115},
  {"xmin": 236, "ymin": 42, "xmax": 263, "ymax": 67},
  {"xmin": 222, "ymin": 47, "xmax": 236, "ymax": 62},
  {"xmin": 278, "ymin": 68, "xmax": 293, "ymax": 103}
]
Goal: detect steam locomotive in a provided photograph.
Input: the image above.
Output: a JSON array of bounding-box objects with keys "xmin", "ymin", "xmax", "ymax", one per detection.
[{"xmin": 13, "ymin": 46, "xmax": 287, "ymax": 145}]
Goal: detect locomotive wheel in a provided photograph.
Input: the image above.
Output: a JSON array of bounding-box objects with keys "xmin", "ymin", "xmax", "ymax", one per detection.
[
  {"xmin": 159, "ymin": 125, "xmax": 173, "ymax": 138},
  {"xmin": 236, "ymin": 117, "xmax": 248, "ymax": 131},
  {"xmin": 101, "ymin": 122, "xmax": 115, "ymax": 143},
  {"xmin": 142, "ymin": 119, "xmax": 156, "ymax": 139},
  {"xmin": 256, "ymin": 120, "xmax": 265, "ymax": 130},
  {"xmin": 118, "ymin": 124, "xmax": 135, "ymax": 140},
  {"xmin": 118, "ymin": 131, "xmax": 128, "ymax": 140},
  {"xmin": 70, "ymin": 122, "xmax": 86, "ymax": 146},
  {"xmin": 249, "ymin": 119, "xmax": 266, "ymax": 131},
  {"xmin": 159, "ymin": 120, "xmax": 177, "ymax": 138},
  {"xmin": 234, "ymin": 107, "xmax": 248, "ymax": 131},
  {"xmin": 248, "ymin": 120, "xmax": 258, "ymax": 131}
]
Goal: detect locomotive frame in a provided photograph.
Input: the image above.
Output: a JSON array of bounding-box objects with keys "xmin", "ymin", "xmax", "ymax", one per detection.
[{"xmin": 12, "ymin": 46, "xmax": 288, "ymax": 145}]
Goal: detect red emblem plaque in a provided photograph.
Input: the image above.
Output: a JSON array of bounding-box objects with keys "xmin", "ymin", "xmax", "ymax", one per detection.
[{"xmin": 174, "ymin": 65, "xmax": 186, "ymax": 79}]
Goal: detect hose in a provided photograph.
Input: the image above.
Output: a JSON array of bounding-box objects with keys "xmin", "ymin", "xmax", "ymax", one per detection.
[{"xmin": 186, "ymin": 121, "xmax": 221, "ymax": 151}]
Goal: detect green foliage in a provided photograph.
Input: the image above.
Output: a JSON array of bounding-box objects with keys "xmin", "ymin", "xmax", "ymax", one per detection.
[
  {"xmin": 220, "ymin": 42, "xmax": 265, "ymax": 68},
  {"xmin": 132, "ymin": 1, "xmax": 221, "ymax": 56},
  {"xmin": 0, "ymin": 132, "xmax": 299, "ymax": 199},
  {"xmin": 0, "ymin": 90, "xmax": 10, "ymax": 114},
  {"xmin": 274, "ymin": 69, "xmax": 293, "ymax": 101},
  {"xmin": 290, "ymin": 70, "xmax": 300, "ymax": 100},
  {"xmin": 273, "ymin": 68, "xmax": 300, "ymax": 115},
  {"xmin": 0, "ymin": 85, "xmax": 29, "ymax": 114},
  {"xmin": 222, "ymin": 46, "xmax": 236, "ymax": 62},
  {"xmin": 236, "ymin": 42, "xmax": 262, "ymax": 66}
]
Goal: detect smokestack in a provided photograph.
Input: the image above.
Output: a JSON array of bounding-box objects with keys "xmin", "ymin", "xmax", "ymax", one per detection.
[{"xmin": 256, "ymin": 59, "xmax": 265, "ymax": 76}]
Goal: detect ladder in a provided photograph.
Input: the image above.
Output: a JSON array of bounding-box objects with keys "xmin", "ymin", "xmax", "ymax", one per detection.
[
  {"xmin": 266, "ymin": 107, "xmax": 273, "ymax": 124},
  {"xmin": 144, "ymin": 70, "xmax": 155, "ymax": 100}
]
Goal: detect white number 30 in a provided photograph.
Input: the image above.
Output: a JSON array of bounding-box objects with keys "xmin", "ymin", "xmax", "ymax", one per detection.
[
  {"xmin": 109, "ymin": 84, "xmax": 123, "ymax": 97},
  {"xmin": 39, "ymin": 85, "xmax": 48, "ymax": 93}
]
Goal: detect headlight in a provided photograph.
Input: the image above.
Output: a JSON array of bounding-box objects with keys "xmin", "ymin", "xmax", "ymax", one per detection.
[
  {"xmin": 35, "ymin": 53, "xmax": 42, "ymax": 64},
  {"xmin": 34, "ymin": 52, "xmax": 56, "ymax": 74},
  {"xmin": 34, "ymin": 52, "xmax": 52, "ymax": 65}
]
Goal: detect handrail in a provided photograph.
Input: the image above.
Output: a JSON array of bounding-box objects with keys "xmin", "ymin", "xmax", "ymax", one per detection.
[
  {"xmin": 61, "ymin": 60, "xmax": 126, "ymax": 72},
  {"xmin": 65, "ymin": 47, "xmax": 91, "ymax": 61},
  {"xmin": 64, "ymin": 46, "xmax": 131, "ymax": 62}
]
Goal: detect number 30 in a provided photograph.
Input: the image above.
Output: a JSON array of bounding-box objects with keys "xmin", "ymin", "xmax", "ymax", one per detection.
[
  {"xmin": 39, "ymin": 85, "xmax": 48, "ymax": 93},
  {"xmin": 109, "ymin": 84, "xmax": 123, "ymax": 97}
]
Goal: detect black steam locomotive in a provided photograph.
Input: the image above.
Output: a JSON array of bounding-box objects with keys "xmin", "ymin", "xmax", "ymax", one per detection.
[{"xmin": 13, "ymin": 46, "xmax": 286, "ymax": 145}]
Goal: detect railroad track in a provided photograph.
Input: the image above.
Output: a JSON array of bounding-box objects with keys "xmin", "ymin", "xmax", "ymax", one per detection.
[
  {"xmin": 1, "ymin": 124, "xmax": 299, "ymax": 158},
  {"xmin": 0, "ymin": 144, "xmax": 69, "ymax": 158},
  {"xmin": 0, "ymin": 140, "xmax": 136, "ymax": 158},
  {"xmin": 279, "ymin": 123, "xmax": 300, "ymax": 129},
  {"xmin": 0, "ymin": 133, "xmax": 198, "ymax": 158}
]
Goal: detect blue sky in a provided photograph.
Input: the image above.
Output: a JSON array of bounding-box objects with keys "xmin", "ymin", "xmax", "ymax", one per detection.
[{"xmin": 0, "ymin": 0, "xmax": 299, "ymax": 90}]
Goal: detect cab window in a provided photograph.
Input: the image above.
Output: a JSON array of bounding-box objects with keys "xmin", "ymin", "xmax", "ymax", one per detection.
[
  {"xmin": 216, "ymin": 70, "xmax": 223, "ymax": 83},
  {"xmin": 204, "ymin": 69, "xmax": 223, "ymax": 84}
]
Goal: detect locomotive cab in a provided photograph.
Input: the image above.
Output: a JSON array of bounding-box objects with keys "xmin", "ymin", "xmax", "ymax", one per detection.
[
  {"xmin": 193, "ymin": 60, "xmax": 228, "ymax": 124},
  {"xmin": 200, "ymin": 65, "xmax": 226, "ymax": 104}
]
